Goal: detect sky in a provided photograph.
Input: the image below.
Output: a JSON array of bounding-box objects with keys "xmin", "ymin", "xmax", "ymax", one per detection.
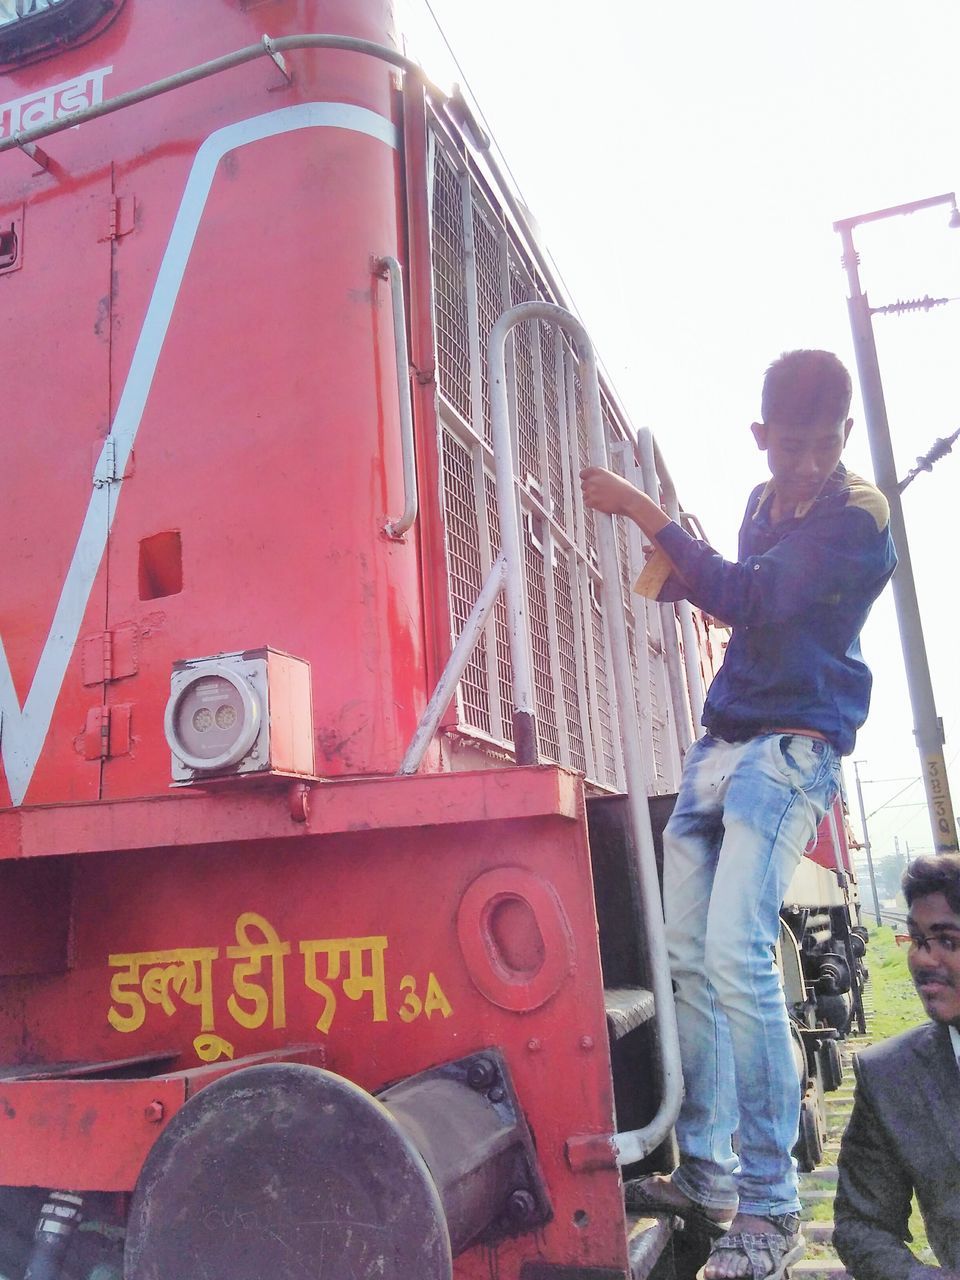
[{"xmin": 398, "ymin": 0, "xmax": 960, "ymax": 871}]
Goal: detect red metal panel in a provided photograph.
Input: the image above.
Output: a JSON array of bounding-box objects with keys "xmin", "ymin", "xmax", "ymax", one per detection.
[
  {"xmin": 0, "ymin": 1077, "xmax": 186, "ymax": 1190},
  {"xmin": 0, "ymin": 177, "xmax": 112, "ymax": 806},
  {"xmin": 0, "ymin": 767, "xmax": 628, "ymax": 1274},
  {"xmin": 807, "ymin": 798, "xmax": 853, "ymax": 873},
  {"xmin": 0, "ymin": 766, "xmax": 581, "ymax": 862},
  {"xmin": 0, "ymin": 857, "xmax": 71, "ymax": 976}
]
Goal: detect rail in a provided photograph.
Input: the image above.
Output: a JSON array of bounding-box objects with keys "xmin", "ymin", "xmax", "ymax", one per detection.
[
  {"xmin": 398, "ymin": 554, "xmax": 507, "ymax": 774},
  {"xmin": 0, "ymin": 34, "xmax": 444, "ymax": 159}
]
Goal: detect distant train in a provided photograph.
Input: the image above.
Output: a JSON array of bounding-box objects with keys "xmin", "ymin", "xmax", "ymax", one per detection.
[{"xmin": 0, "ymin": 2, "xmax": 866, "ymax": 1276}]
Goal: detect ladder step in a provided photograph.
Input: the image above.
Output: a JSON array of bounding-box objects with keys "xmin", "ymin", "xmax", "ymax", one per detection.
[
  {"xmin": 791, "ymin": 1262, "xmax": 850, "ymax": 1278},
  {"xmin": 605, "ymin": 986, "xmax": 656, "ymax": 1041},
  {"xmin": 803, "ymin": 1222, "xmax": 835, "ymax": 1243},
  {"xmin": 801, "ymin": 1165, "xmax": 839, "ymax": 1183}
]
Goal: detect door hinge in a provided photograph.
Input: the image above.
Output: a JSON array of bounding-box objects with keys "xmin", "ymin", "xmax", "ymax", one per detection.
[
  {"xmin": 92, "ymin": 436, "xmax": 134, "ymax": 486},
  {"xmin": 81, "ymin": 626, "xmax": 139, "ymax": 686},
  {"xmin": 83, "ymin": 704, "xmax": 132, "ymax": 760},
  {"xmin": 100, "ymin": 193, "xmax": 137, "ymax": 242}
]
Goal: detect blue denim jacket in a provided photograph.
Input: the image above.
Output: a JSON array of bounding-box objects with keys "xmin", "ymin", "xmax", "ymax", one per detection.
[{"xmin": 650, "ymin": 465, "xmax": 897, "ymax": 754}]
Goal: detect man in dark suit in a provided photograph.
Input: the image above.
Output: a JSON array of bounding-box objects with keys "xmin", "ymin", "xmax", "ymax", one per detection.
[{"xmin": 834, "ymin": 853, "xmax": 960, "ymax": 1278}]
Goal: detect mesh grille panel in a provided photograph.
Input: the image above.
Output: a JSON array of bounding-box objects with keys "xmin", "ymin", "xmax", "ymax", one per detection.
[
  {"xmin": 590, "ymin": 600, "xmax": 618, "ymax": 785},
  {"xmin": 431, "ymin": 151, "xmax": 471, "ymax": 423},
  {"xmin": 553, "ymin": 550, "xmax": 587, "ymax": 771},
  {"xmin": 441, "ymin": 429, "xmax": 491, "ymax": 734},
  {"xmin": 473, "ymin": 204, "xmax": 506, "ymax": 445},
  {"xmin": 571, "ymin": 367, "xmax": 596, "ymax": 549},
  {"xmin": 541, "ymin": 325, "xmax": 566, "ymax": 528},
  {"xmin": 428, "ymin": 124, "xmax": 683, "ymax": 791},
  {"xmin": 483, "ymin": 473, "xmax": 514, "ymax": 721},
  {"xmin": 524, "ymin": 518, "xmax": 561, "ymax": 761},
  {"xmin": 509, "ymin": 265, "xmax": 541, "ymax": 488}
]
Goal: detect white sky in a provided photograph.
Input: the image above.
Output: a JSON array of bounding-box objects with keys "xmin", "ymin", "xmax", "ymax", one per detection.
[{"xmin": 398, "ymin": 0, "xmax": 960, "ymax": 867}]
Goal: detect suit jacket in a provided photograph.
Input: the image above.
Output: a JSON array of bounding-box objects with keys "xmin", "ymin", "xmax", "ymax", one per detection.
[{"xmin": 833, "ymin": 1021, "xmax": 960, "ymax": 1279}]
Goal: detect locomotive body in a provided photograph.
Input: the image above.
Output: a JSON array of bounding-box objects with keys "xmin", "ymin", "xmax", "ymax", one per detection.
[{"xmin": 0, "ymin": 3, "xmax": 865, "ymax": 1277}]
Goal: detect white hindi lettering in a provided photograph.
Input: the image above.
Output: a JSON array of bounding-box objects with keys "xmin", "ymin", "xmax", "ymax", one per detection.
[{"xmin": 0, "ymin": 65, "xmax": 111, "ymax": 141}]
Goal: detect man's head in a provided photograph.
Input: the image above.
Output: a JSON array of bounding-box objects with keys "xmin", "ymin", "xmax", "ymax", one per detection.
[
  {"xmin": 902, "ymin": 853, "xmax": 960, "ymax": 1025},
  {"xmin": 751, "ymin": 350, "xmax": 853, "ymax": 511}
]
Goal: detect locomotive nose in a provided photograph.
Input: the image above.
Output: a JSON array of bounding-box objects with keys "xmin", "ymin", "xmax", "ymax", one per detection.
[{"xmin": 124, "ymin": 1056, "xmax": 548, "ymax": 1280}]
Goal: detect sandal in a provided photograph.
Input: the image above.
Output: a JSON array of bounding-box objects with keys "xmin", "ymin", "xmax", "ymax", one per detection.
[
  {"xmin": 623, "ymin": 1176, "xmax": 734, "ymax": 1240},
  {"xmin": 702, "ymin": 1214, "xmax": 805, "ymax": 1280}
]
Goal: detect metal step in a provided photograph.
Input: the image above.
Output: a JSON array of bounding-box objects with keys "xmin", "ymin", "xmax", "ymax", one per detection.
[
  {"xmin": 605, "ymin": 986, "xmax": 656, "ymax": 1041},
  {"xmin": 627, "ymin": 1213, "xmax": 675, "ymax": 1280}
]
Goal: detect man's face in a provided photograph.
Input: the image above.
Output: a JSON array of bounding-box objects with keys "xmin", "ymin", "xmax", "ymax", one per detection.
[
  {"xmin": 906, "ymin": 891, "xmax": 960, "ymax": 1026},
  {"xmin": 751, "ymin": 416, "xmax": 852, "ymax": 511}
]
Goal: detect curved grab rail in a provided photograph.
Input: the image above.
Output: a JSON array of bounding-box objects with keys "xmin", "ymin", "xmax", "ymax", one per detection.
[
  {"xmin": 0, "ymin": 33, "xmax": 444, "ymax": 157},
  {"xmin": 488, "ymin": 301, "xmax": 683, "ymax": 1162},
  {"xmin": 374, "ymin": 256, "xmax": 418, "ymax": 539}
]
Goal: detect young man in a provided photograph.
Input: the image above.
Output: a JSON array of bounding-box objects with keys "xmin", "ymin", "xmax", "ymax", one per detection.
[
  {"xmin": 581, "ymin": 350, "xmax": 897, "ymax": 1280},
  {"xmin": 834, "ymin": 855, "xmax": 960, "ymax": 1279}
]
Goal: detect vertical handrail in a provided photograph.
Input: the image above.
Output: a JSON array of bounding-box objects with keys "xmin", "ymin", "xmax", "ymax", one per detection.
[
  {"xmin": 636, "ymin": 430, "xmax": 695, "ymax": 755},
  {"xmin": 489, "ymin": 301, "xmax": 683, "ymax": 1163},
  {"xmin": 647, "ymin": 431, "xmax": 706, "ymax": 735},
  {"xmin": 374, "ymin": 255, "xmax": 419, "ymax": 539},
  {"xmin": 489, "ymin": 309, "xmax": 541, "ymax": 765}
]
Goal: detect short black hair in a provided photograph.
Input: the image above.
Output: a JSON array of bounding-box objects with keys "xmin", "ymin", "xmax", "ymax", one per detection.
[
  {"xmin": 761, "ymin": 350, "xmax": 852, "ymax": 428},
  {"xmin": 902, "ymin": 853, "xmax": 960, "ymax": 916}
]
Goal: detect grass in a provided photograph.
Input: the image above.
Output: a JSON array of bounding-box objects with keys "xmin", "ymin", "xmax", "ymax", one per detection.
[
  {"xmin": 802, "ymin": 926, "xmax": 934, "ymax": 1261},
  {"xmin": 864, "ymin": 925, "xmax": 929, "ymax": 1040}
]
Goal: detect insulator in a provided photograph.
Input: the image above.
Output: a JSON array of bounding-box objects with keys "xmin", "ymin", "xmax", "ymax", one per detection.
[
  {"xmin": 925, "ymin": 435, "xmax": 956, "ymax": 463},
  {"xmin": 872, "ymin": 294, "xmax": 950, "ymax": 317}
]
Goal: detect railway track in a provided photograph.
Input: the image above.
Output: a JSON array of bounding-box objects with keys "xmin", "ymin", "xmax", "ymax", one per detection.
[{"xmin": 792, "ymin": 1032, "xmax": 866, "ymax": 1279}]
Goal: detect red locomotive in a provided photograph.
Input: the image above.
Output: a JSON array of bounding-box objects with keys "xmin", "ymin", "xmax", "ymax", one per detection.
[{"xmin": 0, "ymin": 3, "xmax": 865, "ymax": 1277}]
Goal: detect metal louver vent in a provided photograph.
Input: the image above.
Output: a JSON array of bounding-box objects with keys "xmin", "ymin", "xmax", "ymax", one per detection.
[{"xmin": 429, "ymin": 122, "xmax": 682, "ymax": 792}]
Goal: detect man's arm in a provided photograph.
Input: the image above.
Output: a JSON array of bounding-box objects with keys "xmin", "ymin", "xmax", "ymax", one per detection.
[
  {"xmin": 834, "ymin": 1057, "xmax": 947, "ymax": 1280},
  {"xmin": 580, "ymin": 465, "xmax": 894, "ymax": 625}
]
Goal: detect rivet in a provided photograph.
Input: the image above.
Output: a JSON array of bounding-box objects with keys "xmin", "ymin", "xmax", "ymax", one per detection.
[
  {"xmin": 526, "ymin": 1038, "xmax": 542, "ymax": 1052},
  {"xmin": 579, "ymin": 1035, "xmax": 594, "ymax": 1051},
  {"xmin": 144, "ymin": 1101, "xmax": 164, "ymax": 1123}
]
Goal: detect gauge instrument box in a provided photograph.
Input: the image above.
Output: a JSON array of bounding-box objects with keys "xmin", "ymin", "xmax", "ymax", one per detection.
[{"xmin": 164, "ymin": 648, "xmax": 315, "ymax": 783}]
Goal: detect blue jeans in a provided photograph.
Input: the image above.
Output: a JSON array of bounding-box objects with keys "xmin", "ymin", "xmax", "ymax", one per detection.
[{"xmin": 663, "ymin": 732, "xmax": 840, "ymax": 1217}]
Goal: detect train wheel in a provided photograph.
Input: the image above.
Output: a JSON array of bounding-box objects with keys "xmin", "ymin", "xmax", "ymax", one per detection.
[
  {"xmin": 794, "ymin": 1096, "xmax": 824, "ymax": 1173},
  {"xmin": 820, "ymin": 1038, "xmax": 844, "ymax": 1093}
]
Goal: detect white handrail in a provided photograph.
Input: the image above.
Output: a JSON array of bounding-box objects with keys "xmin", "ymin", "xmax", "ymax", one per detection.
[
  {"xmin": 374, "ymin": 256, "xmax": 418, "ymax": 539},
  {"xmin": 488, "ymin": 301, "xmax": 683, "ymax": 1163}
]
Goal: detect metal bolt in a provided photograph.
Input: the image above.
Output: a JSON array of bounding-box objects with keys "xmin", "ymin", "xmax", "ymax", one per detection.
[
  {"xmin": 144, "ymin": 1101, "xmax": 164, "ymax": 1124},
  {"xmin": 580, "ymin": 1035, "xmax": 594, "ymax": 1051},
  {"xmin": 488, "ymin": 1084, "xmax": 505, "ymax": 1103},
  {"xmin": 507, "ymin": 1189, "xmax": 537, "ymax": 1224},
  {"xmin": 526, "ymin": 1038, "xmax": 541, "ymax": 1053},
  {"xmin": 466, "ymin": 1057, "xmax": 497, "ymax": 1090}
]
